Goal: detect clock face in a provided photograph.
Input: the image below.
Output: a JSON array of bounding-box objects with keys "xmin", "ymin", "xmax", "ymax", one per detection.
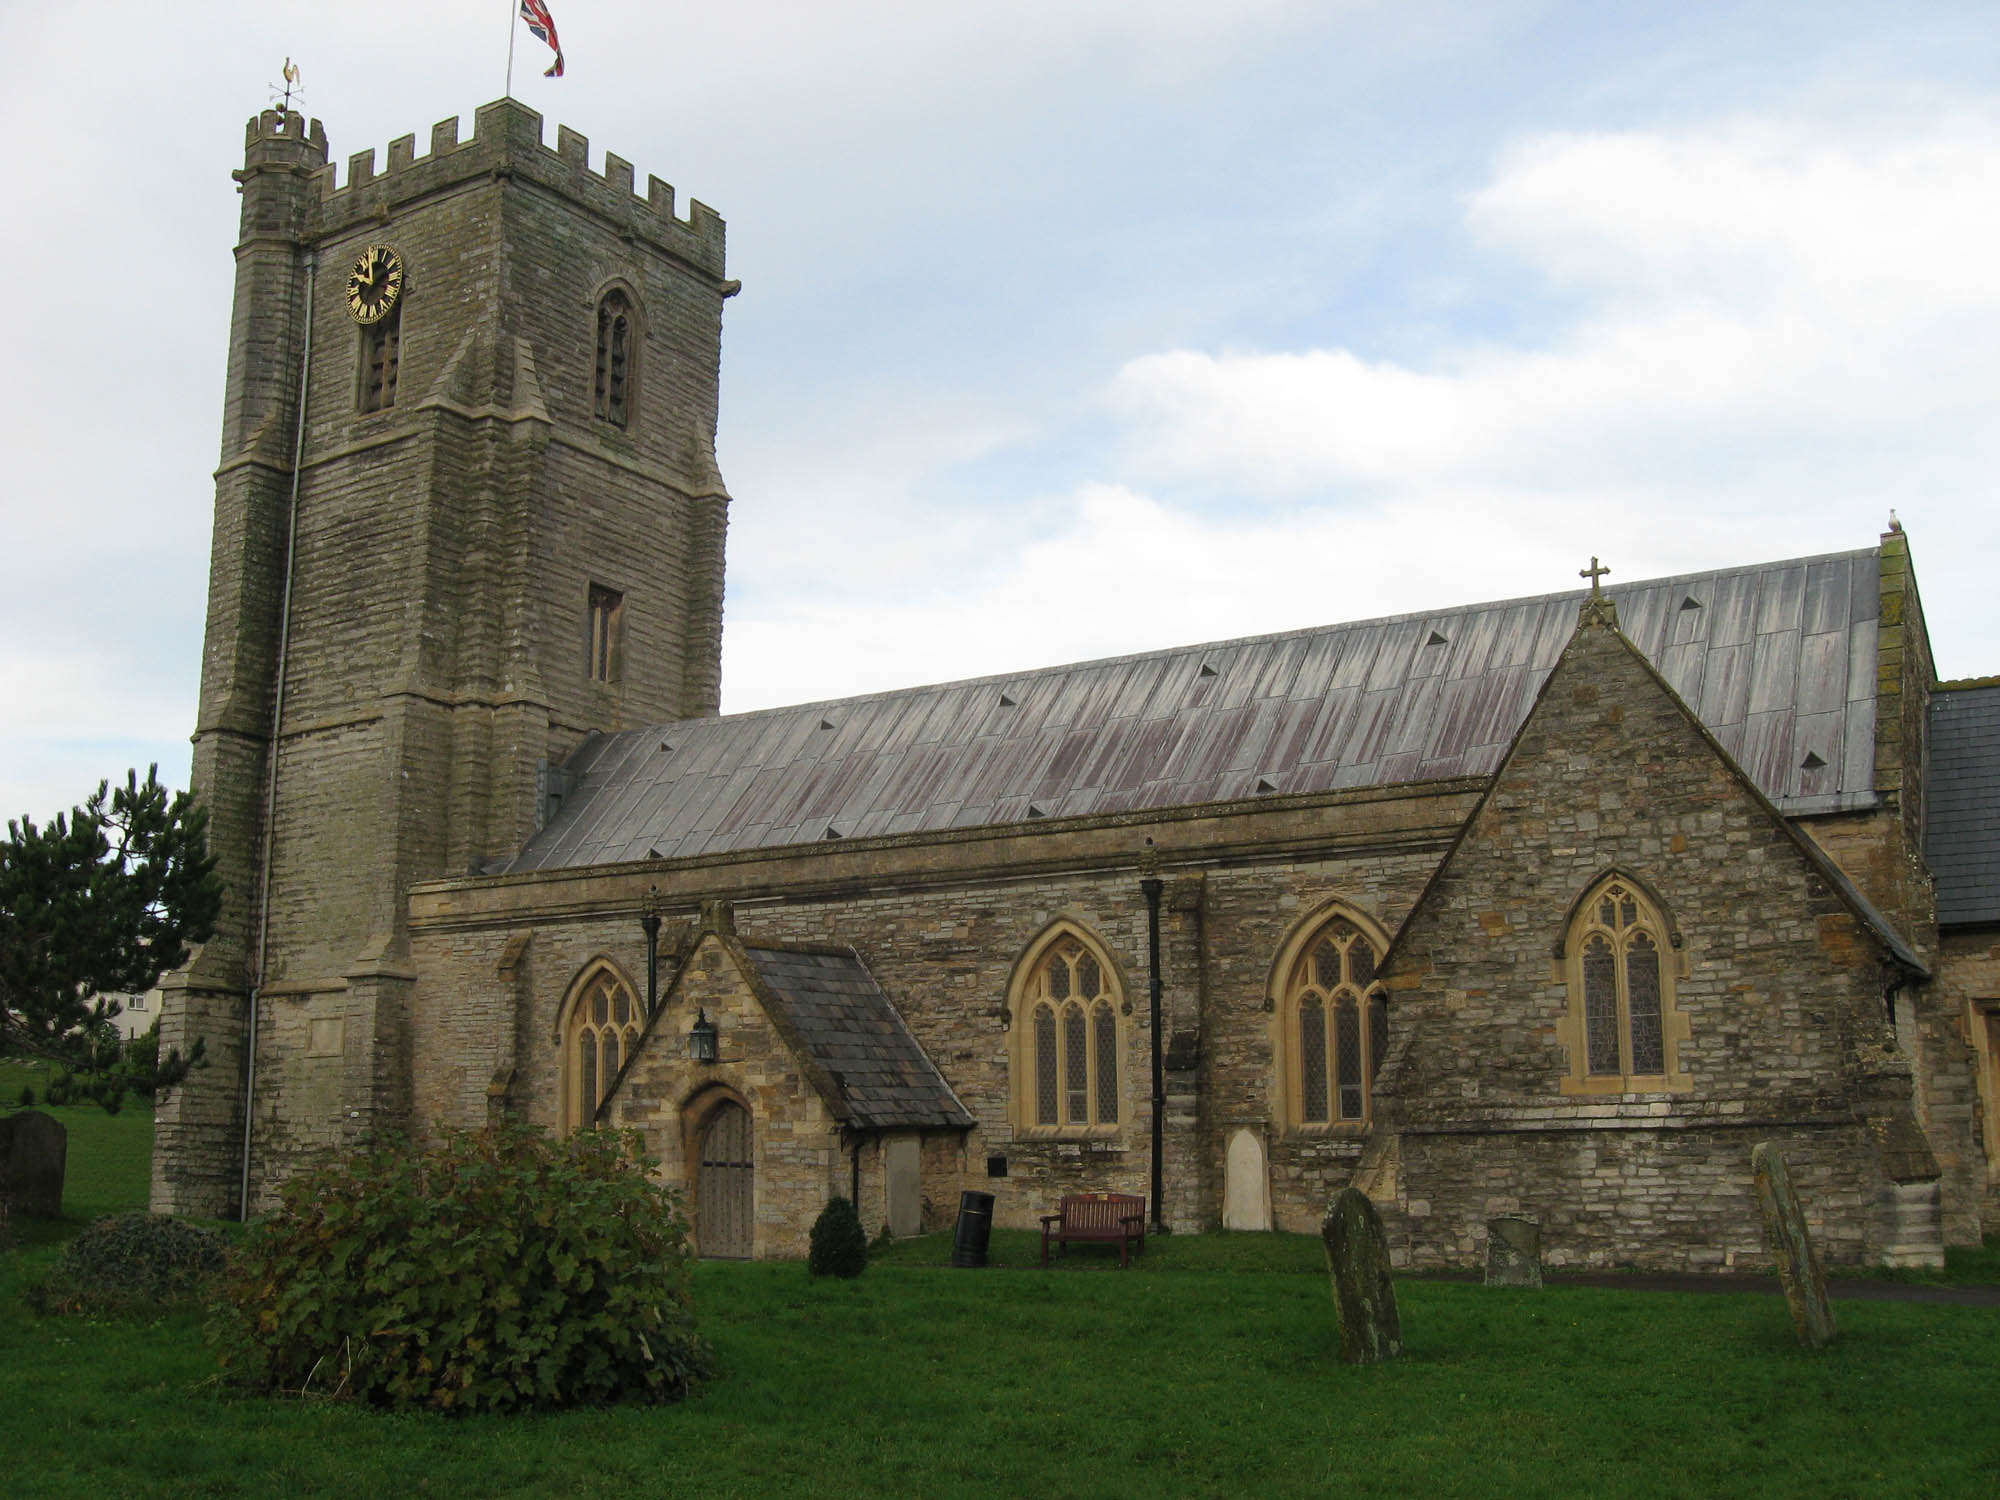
[{"xmin": 346, "ymin": 245, "xmax": 404, "ymax": 324}]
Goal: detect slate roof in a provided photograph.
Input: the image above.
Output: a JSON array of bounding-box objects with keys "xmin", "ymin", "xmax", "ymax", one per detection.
[
  {"xmin": 508, "ymin": 548, "xmax": 1884, "ymax": 872},
  {"xmin": 1927, "ymin": 684, "xmax": 2000, "ymax": 927},
  {"xmin": 741, "ymin": 946, "xmax": 976, "ymax": 1132}
]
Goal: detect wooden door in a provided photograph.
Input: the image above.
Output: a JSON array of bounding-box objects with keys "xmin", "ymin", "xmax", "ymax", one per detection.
[{"xmin": 697, "ymin": 1101, "xmax": 754, "ymax": 1259}]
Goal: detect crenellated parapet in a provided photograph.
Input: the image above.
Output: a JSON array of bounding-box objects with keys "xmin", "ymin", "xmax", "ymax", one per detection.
[{"xmin": 304, "ymin": 97, "xmax": 725, "ymax": 278}]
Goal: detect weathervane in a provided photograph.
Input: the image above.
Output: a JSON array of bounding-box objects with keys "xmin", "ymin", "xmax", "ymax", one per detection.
[
  {"xmin": 268, "ymin": 58, "xmax": 302, "ymax": 114},
  {"xmin": 1580, "ymin": 556, "xmax": 1611, "ymax": 597}
]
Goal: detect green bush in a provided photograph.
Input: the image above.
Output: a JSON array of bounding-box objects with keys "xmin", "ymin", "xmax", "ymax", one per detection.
[
  {"xmin": 809, "ymin": 1195, "xmax": 867, "ymax": 1278},
  {"xmin": 29, "ymin": 1211, "xmax": 230, "ymax": 1315},
  {"xmin": 213, "ymin": 1122, "xmax": 708, "ymax": 1412},
  {"xmin": 15, "ymin": 1084, "xmax": 32, "ymax": 1107}
]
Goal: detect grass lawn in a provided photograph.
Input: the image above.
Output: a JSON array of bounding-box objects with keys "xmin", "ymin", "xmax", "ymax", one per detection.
[{"xmin": 3, "ymin": 1088, "xmax": 1997, "ymax": 1499}]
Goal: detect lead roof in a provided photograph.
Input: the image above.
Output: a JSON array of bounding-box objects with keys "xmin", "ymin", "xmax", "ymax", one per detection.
[
  {"xmin": 508, "ymin": 548, "xmax": 1885, "ymax": 872},
  {"xmin": 1927, "ymin": 684, "xmax": 2000, "ymax": 927}
]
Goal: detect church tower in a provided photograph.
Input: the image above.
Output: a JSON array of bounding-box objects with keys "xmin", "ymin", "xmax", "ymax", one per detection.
[{"xmin": 154, "ymin": 101, "xmax": 734, "ymax": 1216}]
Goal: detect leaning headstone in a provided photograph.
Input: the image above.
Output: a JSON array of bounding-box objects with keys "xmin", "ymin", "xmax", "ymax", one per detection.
[
  {"xmin": 1485, "ymin": 1216, "xmax": 1542, "ymax": 1288},
  {"xmin": 1751, "ymin": 1142, "xmax": 1836, "ymax": 1349},
  {"xmin": 1321, "ymin": 1187, "xmax": 1402, "ymax": 1365},
  {"xmin": 0, "ymin": 1109, "xmax": 68, "ymax": 1219}
]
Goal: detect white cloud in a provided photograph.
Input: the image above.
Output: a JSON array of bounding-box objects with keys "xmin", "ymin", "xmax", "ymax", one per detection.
[{"xmin": 1113, "ymin": 118, "xmax": 2000, "ymax": 487}]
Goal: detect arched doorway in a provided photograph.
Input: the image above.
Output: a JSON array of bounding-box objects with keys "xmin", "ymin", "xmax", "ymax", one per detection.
[{"xmin": 697, "ymin": 1100, "xmax": 754, "ymax": 1258}]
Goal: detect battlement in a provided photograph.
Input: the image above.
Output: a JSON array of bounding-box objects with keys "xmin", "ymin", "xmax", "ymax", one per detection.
[
  {"xmin": 295, "ymin": 98, "xmax": 724, "ymax": 277},
  {"xmin": 243, "ymin": 109, "xmax": 328, "ymax": 168}
]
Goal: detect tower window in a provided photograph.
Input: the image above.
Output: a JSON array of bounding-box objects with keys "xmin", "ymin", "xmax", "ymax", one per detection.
[
  {"xmin": 358, "ymin": 308, "xmax": 400, "ymax": 413},
  {"xmin": 593, "ymin": 289, "xmax": 638, "ymax": 427},
  {"xmin": 588, "ymin": 584, "xmax": 623, "ymax": 684}
]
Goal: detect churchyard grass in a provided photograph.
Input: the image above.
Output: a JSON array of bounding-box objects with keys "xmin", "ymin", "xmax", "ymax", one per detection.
[{"xmin": 4, "ymin": 1101, "xmax": 1998, "ymax": 1499}]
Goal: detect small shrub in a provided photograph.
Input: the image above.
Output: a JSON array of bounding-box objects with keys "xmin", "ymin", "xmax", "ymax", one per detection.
[
  {"xmin": 42, "ymin": 1072, "xmax": 72, "ymax": 1107},
  {"xmin": 29, "ymin": 1211, "xmax": 229, "ymax": 1316},
  {"xmin": 15, "ymin": 1085, "xmax": 32, "ymax": 1108},
  {"xmin": 809, "ymin": 1195, "xmax": 867, "ymax": 1278},
  {"xmin": 213, "ymin": 1122, "xmax": 708, "ymax": 1412}
]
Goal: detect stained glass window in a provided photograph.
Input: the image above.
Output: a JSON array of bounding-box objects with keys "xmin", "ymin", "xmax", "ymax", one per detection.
[
  {"xmin": 1314, "ymin": 939, "xmax": 1341, "ymax": 989},
  {"xmin": 1024, "ymin": 936, "xmax": 1123, "ymax": 1130},
  {"xmin": 1368, "ymin": 995, "xmax": 1388, "ymax": 1079},
  {"xmin": 1583, "ymin": 935, "xmax": 1620, "ymax": 1074},
  {"xmin": 1571, "ymin": 881, "xmax": 1676, "ymax": 1084},
  {"xmin": 1349, "ymin": 937, "xmax": 1376, "ymax": 988},
  {"xmin": 1035, "ymin": 1007, "xmax": 1058, "ymax": 1125},
  {"xmin": 1064, "ymin": 1006, "xmax": 1089, "ymax": 1124},
  {"xmin": 566, "ymin": 970, "xmax": 643, "ymax": 1131},
  {"xmin": 1300, "ymin": 996, "xmax": 1328, "ymax": 1122},
  {"xmin": 1335, "ymin": 1002, "xmax": 1365, "ymax": 1119},
  {"xmin": 1094, "ymin": 1004, "xmax": 1118, "ymax": 1123},
  {"xmin": 1626, "ymin": 934, "xmax": 1664, "ymax": 1073}
]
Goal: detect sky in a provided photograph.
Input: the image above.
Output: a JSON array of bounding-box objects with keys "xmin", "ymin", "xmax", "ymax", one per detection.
[{"xmin": 3, "ymin": 1, "xmax": 1997, "ymax": 825}]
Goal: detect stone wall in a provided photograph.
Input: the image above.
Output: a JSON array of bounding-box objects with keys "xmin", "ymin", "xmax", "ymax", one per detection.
[
  {"xmin": 1937, "ymin": 927, "xmax": 2000, "ymax": 1234},
  {"xmin": 1376, "ymin": 605, "xmax": 1950, "ymax": 1268}
]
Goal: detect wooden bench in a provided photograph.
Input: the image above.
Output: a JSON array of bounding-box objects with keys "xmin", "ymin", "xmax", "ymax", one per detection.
[{"xmin": 1041, "ymin": 1192, "xmax": 1148, "ymax": 1268}]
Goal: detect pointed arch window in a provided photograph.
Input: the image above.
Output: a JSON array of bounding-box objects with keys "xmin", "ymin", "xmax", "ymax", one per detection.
[
  {"xmin": 593, "ymin": 288, "xmax": 638, "ymax": 427},
  {"xmin": 1561, "ymin": 877, "xmax": 1689, "ymax": 1093},
  {"xmin": 1012, "ymin": 930, "xmax": 1123, "ymax": 1135},
  {"xmin": 564, "ymin": 967, "xmax": 642, "ymax": 1130},
  {"xmin": 1282, "ymin": 914, "xmax": 1389, "ymax": 1130}
]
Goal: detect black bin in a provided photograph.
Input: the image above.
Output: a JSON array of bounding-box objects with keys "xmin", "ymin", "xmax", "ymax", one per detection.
[{"xmin": 951, "ymin": 1190, "xmax": 996, "ymax": 1268}]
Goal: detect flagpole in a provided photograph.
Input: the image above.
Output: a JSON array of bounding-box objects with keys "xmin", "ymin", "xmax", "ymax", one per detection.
[{"xmin": 504, "ymin": 0, "xmax": 517, "ymax": 98}]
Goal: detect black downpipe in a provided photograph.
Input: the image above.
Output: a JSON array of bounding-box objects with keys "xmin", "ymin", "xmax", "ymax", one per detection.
[{"xmin": 1141, "ymin": 848, "xmax": 1165, "ymax": 1233}]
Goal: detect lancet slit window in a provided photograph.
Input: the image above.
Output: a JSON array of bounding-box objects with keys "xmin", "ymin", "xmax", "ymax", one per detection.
[
  {"xmin": 358, "ymin": 308, "xmax": 400, "ymax": 413},
  {"xmin": 594, "ymin": 289, "xmax": 637, "ymax": 427}
]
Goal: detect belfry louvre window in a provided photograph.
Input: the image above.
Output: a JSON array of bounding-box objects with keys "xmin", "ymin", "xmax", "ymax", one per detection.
[
  {"xmin": 358, "ymin": 308, "xmax": 400, "ymax": 413},
  {"xmin": 564, "ymin": 967, "xmax": 642, "ymax": 1131},
  {"xmin": 1016, "ymin": 931, "xmax": 1122, "ymax": 1132},
  {"xmin": 588, "ymin": 584, "xmax": 623, "ymax": 684},
  {"xmin": 593, "ymin": 289, "xmax": 637, "ymax": 427},
  {"xmin": 1562, "ymin": 876, "xmax": 1687, "ymax": 1092},
  {"xmin": 1284, "ymin": 914, "xmax": 1388, "ymax": 1128}
]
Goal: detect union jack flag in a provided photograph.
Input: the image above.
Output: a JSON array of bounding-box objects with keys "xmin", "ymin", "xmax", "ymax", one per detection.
[{"xmin": 519, "ymin": 0, "xmax": 565, "ymax": 77}]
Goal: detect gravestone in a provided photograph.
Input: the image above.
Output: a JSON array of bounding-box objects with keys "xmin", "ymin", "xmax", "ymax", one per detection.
[
  {"xmin": 1751, "ymin": 1142, "xmax": 1836, "ymax": 1349},
  {"xmin": 1223, "ymin": 1127, "xmax": 1272, "ymax": 1231},
  {"xmin": 0, "ymin": 1109, "xmax": 68, "ymax": 1218},
  {"xmin": 1321, "ymin": 1187, "xmax": 1402, "ymax": 1364},
  {"xmin": 1485, "ymin": 1216, "xmax": 1542, "ymax": 1288}
]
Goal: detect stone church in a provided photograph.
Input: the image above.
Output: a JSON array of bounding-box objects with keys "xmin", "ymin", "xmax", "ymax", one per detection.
[{"xmin": 153, "ymin": 100, "xmax": 2000, "ymax": 1270}]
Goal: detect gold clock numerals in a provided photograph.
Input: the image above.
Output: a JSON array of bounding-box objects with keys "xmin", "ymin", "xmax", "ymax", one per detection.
[{"xmin": 346, "ymin": 245, "xmax": 404, "ymax": 324}]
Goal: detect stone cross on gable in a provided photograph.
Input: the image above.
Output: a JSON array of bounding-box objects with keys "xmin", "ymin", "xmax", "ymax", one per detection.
[{"xmin": 1580, "ymin": 557, "xmax": 1611, "ymax": 596}]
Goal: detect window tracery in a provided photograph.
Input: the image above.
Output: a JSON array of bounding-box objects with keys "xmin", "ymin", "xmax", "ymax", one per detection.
[
  {"xmin": 1280, "ymin": 913, "xmax": 1389, "ymax": 1130},
  {"xmin": 1012, "ymin": 928, "xmax": 1123, "ymax": 1134},
  {"xmin": 563, "ymin": 966, "xmax": 642, "ymax": 1130},
  {"xmin": 1562, "ymin": 876, "xmax": 1686, "ymax": 1092}
]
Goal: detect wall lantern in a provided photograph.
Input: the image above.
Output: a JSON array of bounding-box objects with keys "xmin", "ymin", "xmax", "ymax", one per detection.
[{"xmin": 688, "ymin": 1008, "xmax": 719, "ymax": 1064}]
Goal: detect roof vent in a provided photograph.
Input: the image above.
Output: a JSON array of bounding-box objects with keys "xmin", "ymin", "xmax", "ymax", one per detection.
[
  {"xmin": 999, "ymin": 692, "xmax": 1018, "ymax": 707},
  {"xmin": 1255, "ymin": 777, "xmax": 1278, "ymax": 794},
  {"xmin": 1679, "ymin": 596, "xmax": 1703, "ymax": 612},
  {"xmin": 1026, "ymin": 804, "xmax": 1047, "ymax": 819},
  {"xmin": 1198, "ymin": 662, "xmax": 1218, "ymax": 678},
  {"xmin": 658, "ymin": 740, "xmax": 673, "ymax": 753},
  {"xmin": 1426, "ymin": 630, "xmax": 1449, "ymax": 647},
  {"xmin": 819, "ymin": 717, "xmax": 836, "ymax": 731},
  {"xmin": 647, "ymin": 846, "xmax": 663, "ymax": 860},
  {"xmin": 1801, "ymin": 751, "xmax": 1827, "ymax": 770},
  {"xmin": 822, "ymin": 825, "xmax": 844, "ymax": 840}
]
